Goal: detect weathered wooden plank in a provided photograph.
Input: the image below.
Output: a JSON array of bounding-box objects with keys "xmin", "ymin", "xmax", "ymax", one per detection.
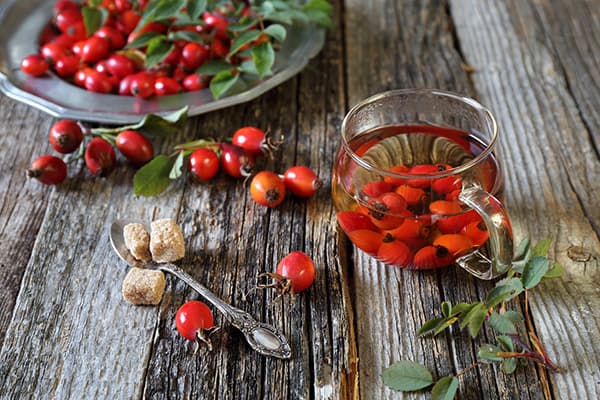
[
  {"xmin": 141, "ymin": 0, "xmax": 356, "ymax": 397},
  {"xmin": 344, "ymin": 0, "xmax": 549, "ymax": 399},
  {"xmin": 450, "ymin": 0, "xmax": 600, "ymax": 399},
  {"xmin": 0, "ymin": 98, "xmax": 56, "ymax": 348},
  {"xmin": 0, "ymin": 114, "xmax": 188, "ymax": 398}
]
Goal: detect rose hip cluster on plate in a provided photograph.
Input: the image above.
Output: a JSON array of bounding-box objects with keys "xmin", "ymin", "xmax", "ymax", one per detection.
[
  {"xmin": 19, "ymin": 0, "xmax": 330, "ymax": 99},
  {"xmin": 337, "ymin": 164, "xmax": 491, "ymax": 270}
]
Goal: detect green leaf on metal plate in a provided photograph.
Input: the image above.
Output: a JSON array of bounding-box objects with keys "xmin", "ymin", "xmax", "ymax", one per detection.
[
  {"xmin": 186, "ymin": 0, "xmax": 207, "ymax": 20},
  {"xmin": 82, "ymin": 6, "xmax": 108, "ymax": 36},
  {"xmin": 252, "ymin": 42, "xmax": 275, "ymax": 78},
  {"xmin": 264, "ymin": 23, "xmax": 287, "ymax": 42},
  {"xmin": 209, "ymin": 70, "xmax": 240, "ymax": 99}
]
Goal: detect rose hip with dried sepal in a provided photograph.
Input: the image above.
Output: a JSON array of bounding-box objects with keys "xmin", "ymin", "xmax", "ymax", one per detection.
[
  {"xmin": 188, "ymin": 148, "xmax": 220, "ymax": 182},
  {"xmin": 26, "ymin": 155, "xmax": 67, "ymax": 185},
  {"xmin": 250, "ymin": 171, "xmax": 286, "ymax": 208},
  {"xmin": 412, "ymin": 245, "xmax": 455, "ymax": 270},
  {"xmin": 220, "ymin": 143, "xmax": 253, "ymax": 178},
  {"xmin": 175, "ymin": 300, "xmax": 215, "ymax": 352},
  {"xmin": 251, "ymin": 251, "xmax": 316, "ymax": 301},
  {"xmin": 48, "ymin": 119, "xmax": 84, "ymax": 154},
  {"xmin": 282, "ymin": 166, "xmax": 322, "ymax": 198},
  {"xmin": 367, "ymin": 192, "xmax": 408, "ymax": 230},
  {"xmin": 20, "ymin": 54, "xmax": 49, "ymax": 77},
  {"xmin": 377, "ymin": 236, "xmax": 412, "ymax": 266},
  {"xmin": 85, "ymin": 137, "xmax": 116, "ymax": 177},
  {"xmin": 232, "ymin": 126, "xmax": 282, "ymax": 159}
]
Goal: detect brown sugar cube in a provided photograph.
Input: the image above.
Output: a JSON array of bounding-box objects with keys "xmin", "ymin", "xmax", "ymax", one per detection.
[
  {"xmin": 150, "ymin": 218, "xmax": 185, "ymax": 263},
  {"xmin": 122, "ymin": 267, "xmax": 166, "ymax": 305},
  {"xmin": 123, "ymin": 223, "xmax": 151, "ymax": 262}
]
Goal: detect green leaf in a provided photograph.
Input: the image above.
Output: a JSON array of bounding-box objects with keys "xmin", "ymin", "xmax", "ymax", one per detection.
[
  {"xmin": 125, "ymin": 31, "xmax": 163, "ymax": 49},
  {"xmin": 82, "ymin": 6, "xmax": 108, "ymax": 37},
  {"xmin": 478, "ymin": 344, "xmax": 503, "ymax": 362},
  {"xmin": 264, "ymin": 23, "xmax": 287, "ymax": 42},
  {"xmin": 544, "ymin": 262, "xmax": 564, "ymax": 279},
  {"xmin": 418, "ymin": 317, "xmax": 446, "ymax": 336},
  {"xmin": 134, "ymin": 155, "xmax": 176, "ymax": 196},
  {"xmin": 238, "ymin": 60, "xmax": 259, "ymax": 75},
  {"xmin": 167, "ymin": 30, "xmax": 205, "ymax": 43},
  {"xmin": 434, "ymin": 317, "xmax": 459, "ymax": 336},
  {"xmin": 485, "ymin": 278, "xmax": 524, "ymax": 308},
  {"xmin": 467, "ymin": 306, "xmax": 487, "ymax": 337},
  {"xmin": 154, "ymin": 0, "xmax": 187, "ymax": 20},
  {"xmin": 522, "ymin": 256, "xmax": 550, "ymax": 289},
  {"xmin": 451, "ymin": 302, "xmax": 478, "ymax": 317},
  {"xmin": 133, "ymin": 0, "xmax": 162, "ymax": 33},
  {"xmin": 228, "ymin": 18, "xmax": 259, "ymax": 32},
  {"xmin": 488, "ymin": 312, "xmax": 517, "ymax": 334},
  {"xmin": 88, "ymin": 0, "xmax": 103, "ymax": 6},
  {"xmin": 209, "ymin": 70, "xmax": 240, "ymax": 99},
  {"xmin": 197, "ymin": 60, "xmax": 234, "ymax": 76},
  {"xmin": 431, "ymin": 376, "xmax": 459, "ymax": 400},
  {"xmin": 129, "ymin": 106, "xmax": 188, "ymax": 137},
  {"xmin": 169, "ymin": 151, "xmax": 185, "ymax": 180},
  {"xmin": 532, "ymin": 238, "xmax": 552, "ymax": 257},
  {"xmin": 501, "ymin": 358, "xmax": 518, "ymax": 374},
  {"xmin": 441, "ymin": 301, "xmax": 452, "ymax": 318},
  {"xmin": 514, "ymin": 237, "xmax": 531, "ymax": 260},
  {"xmin": 502, "ymin": 310, "xmax": 523, "ymax": 324},
  {"xmin": 228, "ymin": 30, "xmax": 263, "ymax": 57},
  {"xmin": 303, "ymin": 8, "xmax": 333, "ymax": 27},
  {"xmin": 496, "ymin": 335, "xmax": 514, "ymax": 352},
  {"xmin": 303, "ymin": 0, "xmax": 334, "ymax": 13},
  {"xmin": 382, "ymin": 360, "xmax": 433, "ymax": 392},
  {"xmin": 264, "ymin": 11, "xmax": 293, "ymax": 25},
  {"xmin": 145, "ymin": 37, "xmax": 174, "ymax": 68},
  {"xmin": 187, "ymin": 0, "xmax": 207, "ymax": 20},
  {"xmin": 271, "ymin": 0, "xmax": 292, "ymax": 10},
  {"xmin": 252, "ymin": 42, "xmax": 275, "ymax": 78}
]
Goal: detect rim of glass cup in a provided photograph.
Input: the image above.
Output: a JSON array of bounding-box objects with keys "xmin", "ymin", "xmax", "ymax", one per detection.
[{"xmin": 340, "ymin": 89, "xmax": 499, "ymax": 179}]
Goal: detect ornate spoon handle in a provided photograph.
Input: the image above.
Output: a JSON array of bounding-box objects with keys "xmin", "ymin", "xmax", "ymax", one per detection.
[{"xmin": 159, "ymin": 263, "xmax": 292, "ymax": 359}]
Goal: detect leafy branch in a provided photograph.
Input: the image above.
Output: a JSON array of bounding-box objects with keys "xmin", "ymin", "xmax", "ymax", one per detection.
[{"xmin": 383, "ymin": 237, "xmax": 564, "ymax": 399}]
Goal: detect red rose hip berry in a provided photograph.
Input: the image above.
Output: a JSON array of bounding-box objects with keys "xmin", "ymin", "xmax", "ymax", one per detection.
[
  {"xmin": 85, "ymin": 137, "xmax": 116, "ymax": 176},
  {"xmin": 276, "ymin": 251, "xmax": 316, "ymax": 293},
  {"xmin": 115, "ymin": 130, "xmax": 153, "ymax": 166},
  {"xmin": 250, "ymin": 171, "xmax": 285, "ymax": 208},
  {"xmin": 20, "ymin": 55, "xmax": 49, "ymax": 76},
  {"xmin": 188, "ymin": 148, "xmax": 220, "ymax": 181},
  {"xmin": 175, "ymin": 300, "xmax": 215, "ymax": 350},
  {"xmin": 27, "ymin": 155, "xmax": 67, "ymax": 185},
  {"xmin": 48, "ymin": 120, "xmax": 84, "ymax": 154},
  {"xmin": 283, "ymin": 166, "xmax": 322, "ymax": 198}
]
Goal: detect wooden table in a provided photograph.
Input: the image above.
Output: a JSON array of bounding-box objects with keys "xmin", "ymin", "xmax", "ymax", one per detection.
[{"xmin": 1, "ymin": 0, "xmax": 599, "ymax": 398}]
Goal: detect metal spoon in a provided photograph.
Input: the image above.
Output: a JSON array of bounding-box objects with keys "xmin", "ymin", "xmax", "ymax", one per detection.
[{"xmin": 109, "ymin": 219, "xmax": 291, "ymax": 359}]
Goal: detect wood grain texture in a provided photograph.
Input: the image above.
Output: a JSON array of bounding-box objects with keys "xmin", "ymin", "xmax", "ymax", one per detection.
[
  {"xmin": 450, "ymin": 0, "xmax": 600, "ymax": 398},
  {"xmin": 1, "ymin": 0, "xmax": 599, "ymax": 399}
]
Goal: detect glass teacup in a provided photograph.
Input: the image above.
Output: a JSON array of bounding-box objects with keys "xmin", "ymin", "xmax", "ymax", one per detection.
[{"xmin": 332, "ymin": 89, "xmax": 513, "ymax": 280}]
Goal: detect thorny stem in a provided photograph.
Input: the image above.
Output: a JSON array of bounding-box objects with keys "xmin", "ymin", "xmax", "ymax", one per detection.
[
  {"xmin": 520, "ymin": 290, "xmax": 560, "ymax": 372},
  {"xmin": 455, "ymin": 361, "xmax": 483, "ymax": 378}
]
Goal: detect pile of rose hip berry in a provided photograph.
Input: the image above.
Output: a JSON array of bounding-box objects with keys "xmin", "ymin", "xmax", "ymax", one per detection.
[
  {"xmin": 27, "ymin": 122, "xmax": 322, "ymax": 207},
  {"xmin": 21, "ymin": 0, "xmax": 242, "ymax": 96}
]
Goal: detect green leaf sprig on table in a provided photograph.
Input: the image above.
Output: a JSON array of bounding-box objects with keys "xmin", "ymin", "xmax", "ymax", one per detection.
[
  {"xmin": 114, "ymin": 0, "xmax": 333, "ymax": 99},
  {"xmin": 383, "ymin": 237, "xmax": 564, "ymax": 399}
]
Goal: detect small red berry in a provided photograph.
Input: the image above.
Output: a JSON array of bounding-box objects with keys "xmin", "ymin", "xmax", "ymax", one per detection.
[
  {"xmin": 27, "ymin": 155, "xmax": 67, "ymax": 185},
  {"xmin": 188, "ymin": 148, "xmax": 220, "ymax": 181},
  {"xmin": 81, "ymin": 36, "xmax": 110, "ymax": 64},
  {"xmin": 53, "ymin": 55, "xmax": 80, "ymax": 78},
  {"xmin": 20, "ymin": 55, "xmax": 49, "ymax": 77},
  {"xmin": 129, "ymin": 72, "xmax": 155, "ymax": 98},
  {"xmin": 175, "ymin": 301, "xmax": 214, "ymax": 342},
  {"xmin": 182, "ymin": 74, "xmax": 209, "ymax": 91},
  {"xmin": 49, "ymin": 120, "xmax": 84, "ymax": 154},
  {"xmin": 220, "ymin": 143, "xmax": 252, "ymax": 178},
  {"xmin": 276, "ymin": 251, "xmax": 316, "ymax": 293},
  {"xmin": 106, "ymin": 54, "xmax": 136, "ymax": 78},
  {"xmin": 181, "ymin": 42, "xmax": 210, "ymax": 70},
  {"xmin": 154, "ymin": 76, "xmax": 182, "ymax": 96},
  {"xmin": 85, "ymin": 137, "xmax": 116, "ymax": 177},
  {"xmin": 115, "ymin": 130, "xmax": 153, "ymax": 166},
  {"xmin": 250, "ymin": 171, "xmax": 285, "ymax": 208},
  {"xmin": 84, "ymin": 70, "xmax": 113, "ymax": 93},
  {"xmin": 283, "ymin": 166, "xmax": 322, "ymax": 198}
]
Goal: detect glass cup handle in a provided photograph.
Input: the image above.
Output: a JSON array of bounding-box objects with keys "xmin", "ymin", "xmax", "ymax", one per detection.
[{"xmin": 456, "ymin": 184, "xmax": 514, "ymax": 280}]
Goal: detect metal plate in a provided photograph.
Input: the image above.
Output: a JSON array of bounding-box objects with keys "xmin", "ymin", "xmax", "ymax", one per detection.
[{"xmin": 0, "ymin": 0, "xmax": 325, "ymax": 123}]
